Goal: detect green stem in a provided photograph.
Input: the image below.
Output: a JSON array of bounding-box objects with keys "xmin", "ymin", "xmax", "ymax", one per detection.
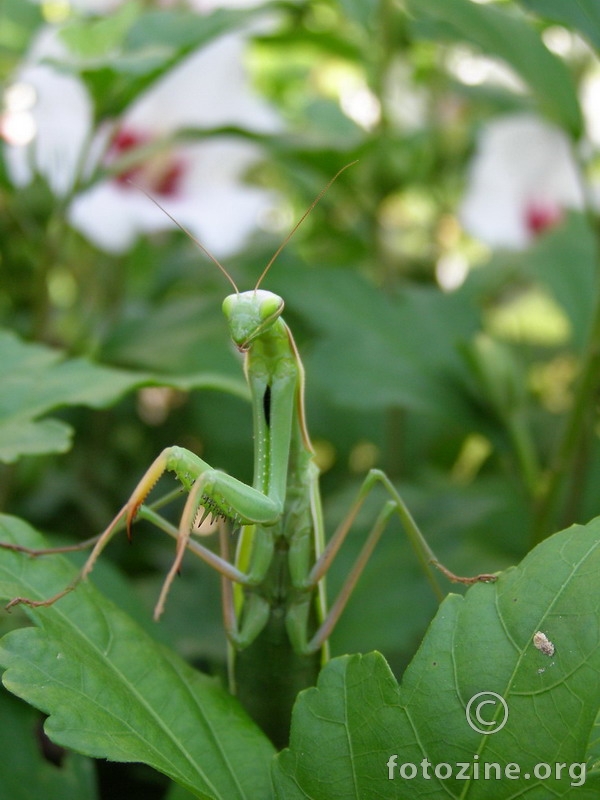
[
  {"xmin": 532, "ymin": 289, "xmax": 600, "ymax": 544},
  {"xmin": 506, "ymin": 412, "xmax": 540, "ymax": 498}
]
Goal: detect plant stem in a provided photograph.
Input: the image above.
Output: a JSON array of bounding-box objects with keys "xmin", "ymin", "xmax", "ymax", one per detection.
[{"xmin": 532, "ymin": 287, "xmax": 600, "ymax": 544}]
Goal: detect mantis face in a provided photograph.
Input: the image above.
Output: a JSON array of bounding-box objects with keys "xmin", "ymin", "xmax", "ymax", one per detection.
[{"xmin": 222, "ymin": 290, "xmax": 285, "ymax": 351}]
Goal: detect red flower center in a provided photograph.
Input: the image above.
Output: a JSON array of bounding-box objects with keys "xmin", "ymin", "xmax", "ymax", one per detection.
[
  {"xmin": 525, "ymin": 201, "xmax": 563, "ymax": 236},
  {"xmin": 108, "ymin": 127, "xmax": 186, "ymax": 197}
]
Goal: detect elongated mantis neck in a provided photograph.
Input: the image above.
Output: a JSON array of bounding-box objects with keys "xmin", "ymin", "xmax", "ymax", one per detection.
[{"xmin": 223, "ymin": 288, "xmax": 309, "ymax": 511}]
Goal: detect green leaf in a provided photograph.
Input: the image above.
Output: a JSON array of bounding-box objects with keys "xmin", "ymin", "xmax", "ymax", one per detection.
[
  {"xmin": 406, "ymin": 0, "xmax": 582, "ymax": 136},
  {"xmin": 0, "ymin": 330, "xmax": 133, "ymax": 462},
  {"xmin": 125, "ymin": 6, "xmax": 250, "ymax": 54},
  {"xmin": 0, "ymin": 0, "xmax": 43, "ymax": 57},
  {"xmin": 524, "ymin": 212, "xmax": 598, "ymax": 350},
  {"xmin": 336, "ymin": 0, "xmax": 377, "ymax": 32},
  {"xmin": 0, "ymin": 688, "xmax": 97, "ymax": 800},
  {"xmin": 58, "ymin": 5, "xmax": 247, "ymax": 69},
  {"xmin": 166, "ymin": 783, "xmax": 202, "ymax": 800},
  {"xmin": 0, "ymin": 329, "xmax": 248, "ymax": 463},
  {"xmin": 101, "ymin": 7, "xmax": 249, "ymax": 77},
  {"xmin": 58, "ymin": 6, "xmax": 258, "ymax": 115},
  {"xmin": 59, "ymin": 1, "xmax": 143, "ymax": 59},
  {"xmin": 100, "ymin": 293, "xmax": 239, "ymax": 375},
  {"xmin": 269, "ymin": 268, "xmax": 479, "ymax": 422},
  {"xmin": 273, "ymin": 516, "xmax": 600, "ymax": 797},
  {"xmin": 0, "ymin": 515, "xmax": 275, "ymax": 800},
  {"xmin": 517, "ymin": 0, "xmax": 600, "ymax": 53}
]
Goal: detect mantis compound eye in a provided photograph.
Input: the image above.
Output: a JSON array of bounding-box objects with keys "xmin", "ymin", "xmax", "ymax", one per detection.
[
  {"xmin": 258, "ymin": 292, "xmax": 284, "ymax": 321},
  {"xmin": 222, "ymin": 294, "xmax": 236, "ymax": 319}
]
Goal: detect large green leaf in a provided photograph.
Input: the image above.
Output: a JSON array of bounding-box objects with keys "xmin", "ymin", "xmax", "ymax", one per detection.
[
  {"xmin": 406, "ymin": 0, "xmax": 582, "ymax": 136},
  {"xmin": 517, "ymin": 0, "xmax": 600, "ymax": 53},
  {"xmin": 59, "ymin": 1, "xmax": 142, "ymax": 60},
  {"xmin": 166, "ymin": 783, "xmax": 200, "ymax": 800},
  {"xmin": 0, "ymin": 515, "xmax": 274, "ymax": 800},
  {"xmin": 0, "ymin": 329, "xmax": 247, "ymax": 463},
  {"xmin": 268, "ymin": 268, "xmax": 479, "ymax": 422},
  {"xmin": 0, "ymin": 688, "xmax": 97, "ymax": 800},
  {"xmin": 273, "ymin": 517, "xmax": 600, "ymax": 797}
]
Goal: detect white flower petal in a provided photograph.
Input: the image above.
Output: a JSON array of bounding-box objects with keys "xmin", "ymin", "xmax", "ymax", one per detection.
[
  {"xmin": 3, "ymin": 30, "xmax": 92, "ymax": 197},
  {"xmin": 581, "ymin": 67, "xmax": 600, "ymax": 148},
  {"xmin": 187, "ymin": 0, "xmax": 267, "ymax": 11},
  {"xmin": 69, "ymin": 139, "xmax": 275, "ymax": 258},
  {"xmin": 66, "ymin": 20, "xmax": 281, "ymax": 257},
  {"xmin": 460, "ymin": 114, "xmax": 584, "ymax": 249},
  {"xmin": 166, "ymin": 139, "xmax": 278, "ymax": 257},
  {"xmin": 126, "ymin": 31, "xmax": 281, "ymax": 134},
  {"xmin": 384, "ymin": 60, "xmax": 427, "ymax": 131},
  {"xmin": 26, "ymin": 0, "xmax": 126, "ymax": 10},
  {"xmin": 11, "ymin": 16, "xmax": 282, "ymax": 255},
  {"xmin": 68, "ymin": 182, "xmax": 148, "ymax": 253}
]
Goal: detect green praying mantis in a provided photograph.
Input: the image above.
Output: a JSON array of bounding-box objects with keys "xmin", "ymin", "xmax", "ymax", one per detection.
[{"xmin": 3, "ymin": 164, "xmax": 495, "ymax": 747}]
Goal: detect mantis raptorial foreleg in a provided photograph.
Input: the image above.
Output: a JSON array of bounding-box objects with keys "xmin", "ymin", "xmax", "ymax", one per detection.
[{"xmin": 4, "ymin": 445, "xmax": 281, "ymax": 616}]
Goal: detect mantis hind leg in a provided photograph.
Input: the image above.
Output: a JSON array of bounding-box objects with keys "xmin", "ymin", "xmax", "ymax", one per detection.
[{"xmin": 292, "ymin": 468, "xmax": 497, "ymax": 655}]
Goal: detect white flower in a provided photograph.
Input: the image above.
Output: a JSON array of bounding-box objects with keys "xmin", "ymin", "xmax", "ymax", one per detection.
[
  {"xmin": 69, "ymin": 137, "xmax": 277, "ymax": 256},
  {"xmin": 66, "ymin": 0, "xmax": 126, "ymax": 10},
  {"xmin": 117, "ymin": 29, "xmax": 279, "ymax": 133},
  {"xmin": 3, "ymin": 22, "xmax": 281, "ymax": 258},
  {"xmin": 581, "ymin": 66, "xmax": 600, "ymax": 149},
  {"xmin": 384, "ymin": 60, "xmax": 427, "ymax": 132},
  {"xmin": 2, "ymin": 29, "xmax": 93, "ymax": 197},
  {"xmin": 69, "ymin": 30, "xmax": 281, "ymax": 256},
  {"xmin": 24, "ymin": 0, "xmax": 127, "ymax": 12},
  {"xmin": 460, "ymin": 114, "xmax": 584, "ymax": 249},
  {"xmin": 186, "ymin": 0, "xmax": 268, "ymax": 10}
]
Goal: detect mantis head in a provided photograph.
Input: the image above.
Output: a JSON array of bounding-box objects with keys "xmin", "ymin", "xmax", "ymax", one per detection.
[
  {"xmin": 134, "ymin": 163, "xmax": 355, "ymax": 350},
  {"xmin": 222, "ymin": 290, "xmax": 285, "ymax": 351}
]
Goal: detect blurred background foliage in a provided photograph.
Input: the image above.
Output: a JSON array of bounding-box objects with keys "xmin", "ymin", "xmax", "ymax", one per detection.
[{"xmin": 2, "ymin": 0, "xmax": 600, "ymax": 796}]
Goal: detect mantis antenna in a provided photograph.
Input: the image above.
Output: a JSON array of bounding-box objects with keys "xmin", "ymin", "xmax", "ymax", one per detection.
[
  {"xmin": 131, "ymin": 159, "xmax": 357, "ymax": 293},
  {"xmin": 127, "ymin": 180, "xmax": 239, "ymax": 294},
  {"xmin": 253, "ymin": 160, "xmax": 358, "ymax": 290}
]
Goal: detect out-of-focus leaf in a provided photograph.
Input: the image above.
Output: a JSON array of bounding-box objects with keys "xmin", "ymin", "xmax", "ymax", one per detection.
[
  {"xmin": 0, "ymin": 688, "xmax": 97, "ymax": 800},
  {"xmin": 269, "ymin": 268, "xmax": 479, "ymax": 422},
  {"xmin": 525, "ymin": 213, "xmax": 597, "ymax": 350},
  {"xmin": 125, "ymin": 6, "xmax": 252, "ymax": 55},
  {"xmin": 0, "ymin": 329, "xmax": 248, "ymax": 463},
  {"xmin": 59, "ymin": 7, "xmax": 256, "ymax": 114},
  {"xmin": 0, "ymin": 515, "xmax": 275, "ymax": 800},
  {"xmin": 100, "ymin": 294, "xmax": 238, "ymax": 375},
  {"xmin": 0, "ymin": 0, "xmax": 42, "ymax": 57},
  {"xmin": 517, "ymin": 0, "xmax": 600, "ymax": 53},
  {"xmin": 274, "ymin": 516, "xmax": 600, "ymax": 797},
  {"xmin": 336, "ymin": 0, "xmax": 377, "ymax": 33},
  {"xmin": 407, "ymin": 0, "xmax": 582, "ymax": 135},
  {"xmin": 327, "ymin": 473, "xmax": 516, "ymax": 658},
  {"xmin": 101, "ymin": 7, "xmax": 249, "ymax": 77},
  {"xmin": 59, "ymin": 1, "xmax": 142, "ymax": 60}
]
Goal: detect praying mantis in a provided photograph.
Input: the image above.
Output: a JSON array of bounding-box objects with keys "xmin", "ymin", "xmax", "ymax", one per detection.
[{"xmin": 3, "ymin": 164, "xmax": 495, "ymax": 747}]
